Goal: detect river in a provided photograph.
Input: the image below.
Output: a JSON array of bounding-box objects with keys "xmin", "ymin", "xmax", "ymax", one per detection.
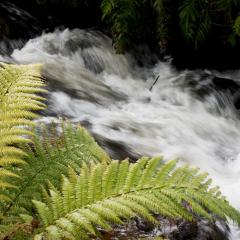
[{"xmin": 1, "ymin": 28, "xmax": 240, "ymax": 239}]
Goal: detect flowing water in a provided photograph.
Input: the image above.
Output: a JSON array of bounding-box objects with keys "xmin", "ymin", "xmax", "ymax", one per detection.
[{"xmin": 2, "ymin": 28, "xmax": 240, "ymax": 239}]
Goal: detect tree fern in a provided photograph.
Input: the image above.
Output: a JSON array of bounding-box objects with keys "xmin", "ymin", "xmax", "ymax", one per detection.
[
  {"xmin": 0, "ymin": 63, "xmax": 45, "ymax": 200},
  {"xmin": 101, "ymin": 0, "xmax": 145, "ymax": 52},
  {"xmin": 33, "ymin": 157, "xmax": 240, "ymax": 240},
  {"xmin": 0, "ymin": 122, "xmax": 110, "ymax": 234}
]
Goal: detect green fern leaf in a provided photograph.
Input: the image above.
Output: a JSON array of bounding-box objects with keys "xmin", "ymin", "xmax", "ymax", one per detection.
[
  {"xmin": 0, "ymin": 63, "xmax": 45, "ymax": 195},
  {"xmin": 33, "ymin": 158, "xmax": 240, "ymax": 240},
  {"xmin": 0, "ymin": 122, "xmax": 110, "ymax": 233}
]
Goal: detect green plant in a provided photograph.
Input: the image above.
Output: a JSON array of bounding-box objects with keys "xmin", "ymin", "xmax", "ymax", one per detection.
[
  {"xmin": 101, "ymin": 0, "xmax": 240, "ymax": 52},
  {"xmin": 0, "ymin": 122, "xmax": 110, "ymax": 235},
  {"xmin": 33, "ymin": 157, "xmax": 240, "ymax": 239},
  {"xmin": 0, "ymin": 63, "xmax": 45, "ymax": 201},
  {"xmin": 101, "ymin": 0, "xmax": 142, "ymax": 52},
  {"xmin": 178, "ymin": 0, "xmax": 211, "ymax": 48}
]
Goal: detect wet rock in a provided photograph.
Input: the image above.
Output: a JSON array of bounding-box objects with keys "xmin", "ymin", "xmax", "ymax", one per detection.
[
  {"xmin": 233, "ymin": 91, "xmax": 240, "ymax": 109},
  {"xmin": 95, "ymin": 217, "xmax": 230, "ymax": 240},
  {"xmin": 212, "ymin": 76, "xmax": 240, "ymax": 93}
]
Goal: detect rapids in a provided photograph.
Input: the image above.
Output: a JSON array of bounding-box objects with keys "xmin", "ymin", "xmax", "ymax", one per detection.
[{"xmin": 3, "ymin": 28, "xmax": 240, "ymax": 238}]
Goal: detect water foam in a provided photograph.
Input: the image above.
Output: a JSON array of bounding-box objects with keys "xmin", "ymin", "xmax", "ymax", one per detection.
[{"xmin": 10, "ymin": 28, "xmax": 240, "ymax": 238}]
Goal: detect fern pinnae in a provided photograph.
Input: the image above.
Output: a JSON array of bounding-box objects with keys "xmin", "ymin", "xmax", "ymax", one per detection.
[
  {"xmin": 31, "ymin": 133, "xmax": 48, "ymax": 166},
  {"xmin": 101, "ymin": 199, "xmax": 135, "ymax": 219},
  {"xmin": 0, "ymin": 146, "xmax": 27, "ymax": 157},
  {"xmin": 75, "ymin": 164, "xmax": 89, "ymax": 208},
  {"xmin": 154, "ymin": 191, "xmax": 193, "ymax": 221},
  {"xmin": 32, "ymin": 200, "xmax": 52, "ymax": 227},
  {"xmin": 123, "ymin": 157, "xmax": 148, "ymax": 192},
  {"xmin": 115, "ymin": 198, "xmax": 157, "ymax": 223},
  {"xmin": 75, "ymin": 124, "xmax": 110, "ymax": 164},
  {"xmin": 101, "ymin": 0, "xmax": 115, "ymax": 20},
  {"xmin": 44, "ymin": 226, "xmax": 61, "ymax": 240},
  {"xmin": 41, "ymin": 124, "xmax": 60, "ymax": 161},
  {"xmin": 114, "ymin": 159, "xmax": 129, "ymax": 194},
  {"xmin": 49, "ymin": 190, "xmax": 64, "ymax": 221},
  {"xmin": 55, "ymin": 217, "xmax": 76, "ymax": 239},
  {"xmin": 179, "ymin": 192, "xmax": 213, "ymax": 220},
  {"xmin": 126, "ymin": 193, "xmax": 175, "ymax": 219},
  {"xmin": 179, "ymin": 167, "xmax": 199, "ymax": 186},
  {"xmin": 0, "ymin": 119, "xmax": 35, "ymax": 128},
  {"xmin": 0, "ymin": 128, "xmax": 34, "ymax": 138},
  {"xmin": 0, "ymin": 136, "xmax": 30, "ymax": 148},
  {"xmin": 189, "ymin": 171, "xmax": 209, "ymax": 189},
  {"xmin": 0, "ymin": 182, "xmax": 16, "ymax": 189},
  {"xmin": 137, "ymin": 156, "xmax": 162, "ymax": 189},
  {"xmin": 154, "ymin": 159, "xmax": 177, "ymax": 184},
  {"xmin": 0, "ymin": 169, "xmax": 19, "ymax": 178},
  {"xmin": 62, "ymin": 176, "xmax": 75, "ymax": 214},
  {"xmin": 166, "ymin": 166, "xmax": 188, "ymax": 185},
  {"xmin": 208, "ymin": 185, "xmax": 220, "ymax": 196},
  {"xmin": 88, "ymin": 163, "xmax": 105, "ymax": 204},
  {"xmin": 189, "ymin": 190, "xmax": 239, "ymax": 223},
  {"xmin": 67, "ymin": 212, "xmax": 96, "ymax": 236},
  {"xmin": 89, "ymin": 203, "xmax": 123, "ymax": 225},
  {"xmin": 77, "ymin": 208, "xmax": 112, "ymax": 230},
  {"xmin": 102, "ymin": 160, "xmax": 119, "ymax": 197},
  {"xmin": 67, "ymin": 167, "xmax": 78, "ymax": 184},
  {"xmin": 0, "ymin": 110, "xmax": 38, "ymax": 120},
  {"xmin": 0, "ymin": 156, "xmax": 26, "ymax": 166}
]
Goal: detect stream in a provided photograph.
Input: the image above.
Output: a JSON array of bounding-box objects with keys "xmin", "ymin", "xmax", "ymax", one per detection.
[{"xmin": 1, "ymin": 28, "xmax": 240, "ymax": 239}]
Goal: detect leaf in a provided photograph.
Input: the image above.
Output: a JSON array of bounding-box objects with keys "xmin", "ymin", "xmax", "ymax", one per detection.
[
  {"xmin": 33, "ymin": 158, "xmax": 240, "ymax": 240},
  {"xmin": 0, "ymin": 63, "xmax": 45, "ymax": 196}
]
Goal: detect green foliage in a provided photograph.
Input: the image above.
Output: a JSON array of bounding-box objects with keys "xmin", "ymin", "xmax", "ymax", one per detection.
[
  {"xmin": 33, "ymin": 157, "xmax": 240, "ymax": 240},
  {"xmin": 0, "ymin": 122, "xmax": 110, "ymax": 235},
  {"xmin": 152, "ymin": 0, "xmax": 174, "ymax": 45},
  {"xmin": 101, "ymin": 0, "xmax": 240, "ymax": 52},
  {"xmin": 179, "ymin": 0, "xmax": 211, "ymax": 48},
  {"xmin": 101, "ymin": 0, "xmax": 144, "ymax": 52},
  {"xmin": 0, "ymin": 63, "xmax": 45, "ymax": 200}
]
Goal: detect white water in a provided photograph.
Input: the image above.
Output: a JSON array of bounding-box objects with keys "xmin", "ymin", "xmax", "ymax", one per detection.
[{"xmin": 8, "ymin": 28, "xmax": 240, "ymax": 238}]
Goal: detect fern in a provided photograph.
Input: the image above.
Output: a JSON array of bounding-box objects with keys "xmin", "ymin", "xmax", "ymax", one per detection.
[
  {"xmin": 101, "ymin": 0, "xmax": 145, "ymax": 52},
  {"xmin": 233, "ymin": 16, "xmax": 240, "ymax": 36},
  {"xmin": 152, "ymin": 0, "xmax": 170, "ymax": 42},
  {"xmin": 0, "ymin": 122, "xmax": 110, "ymax": 234},
  {"xmin": 0, "ymin": 63, "xmax": 45, "ymax": 200},
  {"xmin": 0, "ymin": 64, "xmax": 239, "ymax": 240},
  {"xmin": 179, "ymin": 0, "xmax": 211, "ymax": 47},
  {"xmin": 33, "ymin": 157, "xmax": 240, "ymax": 240}
]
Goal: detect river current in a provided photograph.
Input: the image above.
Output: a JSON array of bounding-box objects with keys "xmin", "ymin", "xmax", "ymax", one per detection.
[{"xmin": 2, "ymin": 28, "xmax": 240, "ymax": 239}]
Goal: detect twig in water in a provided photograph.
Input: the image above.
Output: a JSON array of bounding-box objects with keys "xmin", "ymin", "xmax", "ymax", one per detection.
[{"xmin": 149, "ymin": 75, "xmax": 160, "ymax": 91}]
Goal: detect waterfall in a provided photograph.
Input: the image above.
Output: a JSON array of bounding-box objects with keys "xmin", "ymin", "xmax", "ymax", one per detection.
[{"xmin": 4, "ymin": 28, "xmax": 240, "ymax": 238}]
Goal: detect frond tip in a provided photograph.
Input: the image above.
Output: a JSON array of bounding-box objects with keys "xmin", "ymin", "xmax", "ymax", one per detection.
[
  {"xmin": 34, "ymin": 157, "xmax": 240, "ymax": 240},
  {"xmin": 0, "ymin": 63, "xmax": 45, "ymax": 191}
]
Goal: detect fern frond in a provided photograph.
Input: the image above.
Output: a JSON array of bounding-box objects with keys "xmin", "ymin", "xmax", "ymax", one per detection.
[
  {"xmin": 101, "ymin": 0, "xmax": 144, "ymax": 52},
  {"xmin": 33, "ymin": 158, "xmax": 240, "ymax": 240},
  {"xmin": 101, "ymin": 0, "xmax": 115, "ymax": 20},
  {"xmin": 0, "ymin": 122, "xmax": 110, "ymax": 231},
  {"xmin": 0, "ymin": 63, "xmax": 45, "ymax": 193},
  {"xmin": 179, "ymin": 0, "xmax": 211, "ymax": 47}
]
